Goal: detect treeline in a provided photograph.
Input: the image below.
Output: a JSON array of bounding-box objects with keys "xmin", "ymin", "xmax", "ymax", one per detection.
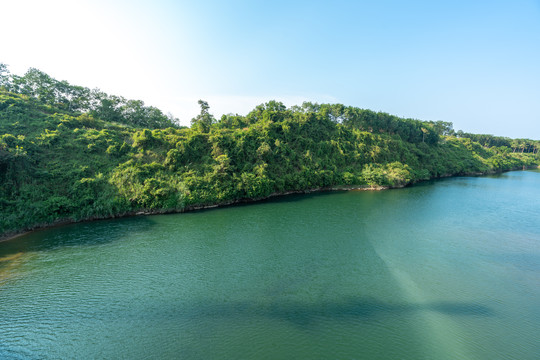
[
  {"xmin": 213, "ymin": 101, "xmax": 451, "ymax": 145},
  {"xmin": 0, "ymin": 63, "xmax": 178, "ymax": 129},
  {"xmin": 0, "ymin": 66, "xmax": 539, "ymax": 237},
  {"xmin": 455, "ymin": 131, "xmax": 539, "ymax": 154}
]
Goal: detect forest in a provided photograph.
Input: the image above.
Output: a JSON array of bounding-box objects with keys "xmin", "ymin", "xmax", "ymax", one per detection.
[{"xmin": 1, "ymin": 64, "xmax": 539, "ymax": 238}]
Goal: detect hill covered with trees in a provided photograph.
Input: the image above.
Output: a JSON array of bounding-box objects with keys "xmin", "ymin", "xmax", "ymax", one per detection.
[{"xmin": 1, "ymin": 65, "xmax": 539, "ymax": 238}]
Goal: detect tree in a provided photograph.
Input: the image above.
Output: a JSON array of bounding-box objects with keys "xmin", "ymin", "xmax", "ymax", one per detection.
[
  {"xmin": 430, "ymin": 120, "xmax": 454, "ymax": 136},
  {"xmin": 421, "ymin": 127, "xmax": 428, "ymax": 142},
  {"xmin": 0, "ymin": 63, "xmax": 11, "ymax": 89},
  {"xmin": 13, "ymin": 68, "xmax": 56, "ymax": 103},
  {"xmin": 191, "ymin": 100, "xmax": 215, "ymax": 132},
  {"xmin": 90, "ymin": 92, "xmax": 125, "ymax": 123}
]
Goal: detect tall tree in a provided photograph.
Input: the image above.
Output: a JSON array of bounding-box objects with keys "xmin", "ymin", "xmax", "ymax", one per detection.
[
  {"xmin": 191, "ymin": 100, "xmax": 215, "ymax": 132},
  {"xmin": 0, "ymin": 63, "xmax": 11, "ymax": 89}
]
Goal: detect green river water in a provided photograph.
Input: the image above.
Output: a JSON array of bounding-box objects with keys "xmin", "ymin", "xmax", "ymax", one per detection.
[{"xmin": 1, "ymin": 171, "xmax": 539, "ymax": 359}]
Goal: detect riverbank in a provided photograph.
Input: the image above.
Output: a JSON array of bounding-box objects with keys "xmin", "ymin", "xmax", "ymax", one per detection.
[
  {"xmin": 2, "ymin": 166, "xmax": 537, "ymax": 244},
  {"xmin": 0, "ymin": 184, "xmax": 384, "ymax": 243},
  {"xmin": 3, "ymin": 84, "xmax": 540, "ymax": 245}
]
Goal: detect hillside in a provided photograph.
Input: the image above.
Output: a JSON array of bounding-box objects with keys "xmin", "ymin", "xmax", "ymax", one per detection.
[{"xmin": 1, "ymin": 67, "xmax": 539, "ymax": 238}]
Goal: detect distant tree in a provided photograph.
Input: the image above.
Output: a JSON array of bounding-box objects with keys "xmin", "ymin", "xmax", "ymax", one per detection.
[
  {"xmin": 246, "ymin": 100, "xmax": 288, "ymax": 124},
  {"xmin": 191, "ymin": 100, "xmax": 215, "ymax": 132},
  {"xmin": 12, "ymin": 68, "xmax": 56, "ymax": 103},
  {"xmin": 421, "ymin": 127, "xmax": 428, "ymax": 142},
  {"xmin": 0, "ymin": 63, "xmax": 11, "ymax": 89},
  {"xmin": 90, "ymin": 92, "xmax": 125, "ymax": 123},
  {"xmin": 301, "ymin": 101, "xmax": 321, "ymax": 113},
  {"xmin": 430, "ymin": 120, "xmax": 454, "ymax": 136}
]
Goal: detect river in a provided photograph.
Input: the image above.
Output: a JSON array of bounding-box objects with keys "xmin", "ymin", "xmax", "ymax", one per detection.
[{"xmin": 1, "ymin": 170, "xmax": 539, "ymax": 359}]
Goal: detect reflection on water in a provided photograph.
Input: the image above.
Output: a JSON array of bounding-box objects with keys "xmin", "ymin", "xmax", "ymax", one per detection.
[
  {"xmin": 0, "ymin": 171, "xmax": 539, "ymax": 359},
  {"xmin": 0, "ymin": 215, "xmax": 157, "ymax": 254},
  {"xmin": 0, "ymin": 252, "xmax": 23, "ymax": 286}
]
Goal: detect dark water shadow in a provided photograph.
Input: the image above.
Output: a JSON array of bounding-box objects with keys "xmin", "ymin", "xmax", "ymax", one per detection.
[
  {"xmin": 140, "ymin": 297, "xmax": 495, "ymax": 329},
  {"xmin": 189, "ymin": 191, "xmax": 345, "ymax": 217},
  {"xmin": 0, "ymin": 215, "xmax": 157, "ymax": 257}
]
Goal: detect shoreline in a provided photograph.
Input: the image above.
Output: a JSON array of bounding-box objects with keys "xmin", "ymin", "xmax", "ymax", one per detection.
[
  {"xmin": 0, "ymin": 184, "xmax": 389, "ymax": 244},
  {"xmin": 1, "ymin": 167, "xmax": 537, "ymax": 244}
]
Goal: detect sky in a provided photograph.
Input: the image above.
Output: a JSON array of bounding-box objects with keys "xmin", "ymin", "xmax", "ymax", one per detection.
[{"xmin": 1, "ymin": 0, "xmax": 539, "ymax": 138}]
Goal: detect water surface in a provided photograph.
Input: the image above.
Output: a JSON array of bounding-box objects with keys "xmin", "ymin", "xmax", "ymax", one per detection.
[{"xmin": 1, "ymin": 171, "xmax": 539, "ymax": 359}]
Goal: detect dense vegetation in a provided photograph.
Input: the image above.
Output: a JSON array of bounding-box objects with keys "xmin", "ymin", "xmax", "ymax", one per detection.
[{"xmin": 1, "ymin": 65, "xmax": 539, "ymax": 237}]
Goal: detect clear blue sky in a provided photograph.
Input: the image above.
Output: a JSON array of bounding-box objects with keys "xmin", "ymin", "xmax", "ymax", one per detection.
[{"xmin": 2, "ymin": 0, "xmax": 539, "ymax": 138}]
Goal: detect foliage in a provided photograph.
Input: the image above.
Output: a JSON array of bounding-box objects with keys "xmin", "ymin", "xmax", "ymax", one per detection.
[
  {"xmin": 0, "ymin": 67, "xmax": 539, "ymax": 236},
  {"xmin": 0, "ymin": 64, "xmax": 178, "ymax": 129}
]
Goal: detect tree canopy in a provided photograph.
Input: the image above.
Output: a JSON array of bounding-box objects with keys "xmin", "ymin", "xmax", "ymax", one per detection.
[{"xmin": 0, "ymin": 63, "xmax": 179, "ymax": 129}]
